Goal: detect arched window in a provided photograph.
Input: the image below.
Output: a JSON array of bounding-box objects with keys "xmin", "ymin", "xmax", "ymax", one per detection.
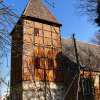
[{"xmin": 82, "ymin": 78, "xmax": 93, "ymax": 95}]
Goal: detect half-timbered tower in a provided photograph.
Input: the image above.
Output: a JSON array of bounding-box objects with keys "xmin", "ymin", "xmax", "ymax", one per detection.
[{"xmin": 10, "ymin": 0, "xmax": 64, "ymax": 100}]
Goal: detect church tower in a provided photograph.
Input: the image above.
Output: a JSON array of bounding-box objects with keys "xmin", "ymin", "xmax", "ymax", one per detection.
[{"xmin": 10, "ymin": 0, "xmax": 64, "ymax": 100}]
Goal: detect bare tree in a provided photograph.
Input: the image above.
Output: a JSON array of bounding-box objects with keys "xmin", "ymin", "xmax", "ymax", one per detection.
[
  {"xmin": 95, "ymin": 0, "xmax": 100, "ymax": 26},
  {"xmin": 0, "ymin": 0, "xmax": 19, "ymax": 97},
  {"xmin": 78, "ymin": 0, "xmax": 100, "ymax": 25},
  {"xmin": 77, "ymin": 0, "xmax": 100, "ymax": 45},
  {"xmin": 91, "ymin": 30, "xmax": 100, "ymax": 44}
]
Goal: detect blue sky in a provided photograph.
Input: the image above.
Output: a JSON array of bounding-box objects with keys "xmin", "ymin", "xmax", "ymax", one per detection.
[{"xmin": 4, "ymin": 0, "xmax": 99, "ymax": 43}]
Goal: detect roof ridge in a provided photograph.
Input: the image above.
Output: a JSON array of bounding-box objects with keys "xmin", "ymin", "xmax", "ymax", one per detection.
[{"xmin": 63, "ymin": 38, "xmax": 100, "ymax": 47}]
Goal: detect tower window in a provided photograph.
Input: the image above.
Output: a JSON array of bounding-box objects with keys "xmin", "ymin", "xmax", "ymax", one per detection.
[
  {"xmin": 48, "ymin": 58, "xmax": 54, "ymax": 69},
  {"xmin": 34, "ymin": 57, "xmax": 40, "ymax": 68},
  {"xmin": 34, "ymin": 28, "xmax": 39, "ymax": 36}
]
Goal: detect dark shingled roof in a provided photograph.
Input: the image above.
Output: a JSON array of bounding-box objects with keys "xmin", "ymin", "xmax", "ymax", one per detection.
[
  {"xmin": 23, "ymin": 0, "xmax": 58, "ymax": 23},
  {"xmin": 62, "ymin": 39, "xmax": 100, "ymax": 72}
]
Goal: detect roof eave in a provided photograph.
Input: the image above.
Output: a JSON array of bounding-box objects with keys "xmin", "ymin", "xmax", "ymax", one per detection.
[{"xmin": 22, "ymin": 15, "xmax": 62, "ymax": 27}]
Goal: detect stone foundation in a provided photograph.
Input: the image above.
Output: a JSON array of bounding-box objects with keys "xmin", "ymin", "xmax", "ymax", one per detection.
[{"xmin": 23, "ymin": 81, "xmax": 64, "ymax": 100}]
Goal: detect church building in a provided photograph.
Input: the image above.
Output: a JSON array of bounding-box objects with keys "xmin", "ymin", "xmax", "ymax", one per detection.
[{"xmin": 10, "ymin": 0, "xmax": 64, "ymax": 100}]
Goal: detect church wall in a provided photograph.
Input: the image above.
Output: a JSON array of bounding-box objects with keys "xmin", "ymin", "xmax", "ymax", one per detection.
[
  {"xmin": 22, "ymin": 19, "xmax": 64, "ymax": 100},
  {"xmin": 10, "ymin": 20, "xmax": 23, "ymax": 100}
]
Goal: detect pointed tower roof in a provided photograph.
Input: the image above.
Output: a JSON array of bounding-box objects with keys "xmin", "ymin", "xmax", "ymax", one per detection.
[{"xmin": 23, "ymin": 0, "xmax": 58, "ymax": 23}]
